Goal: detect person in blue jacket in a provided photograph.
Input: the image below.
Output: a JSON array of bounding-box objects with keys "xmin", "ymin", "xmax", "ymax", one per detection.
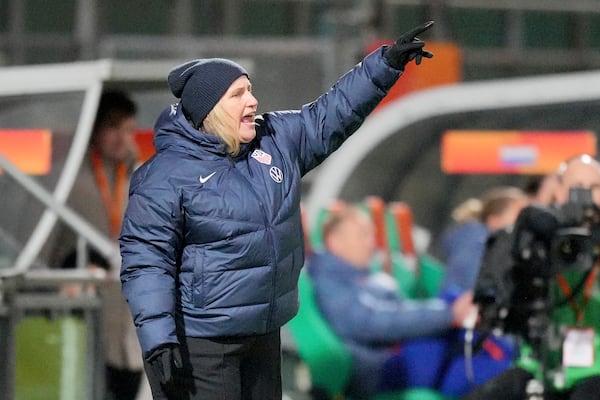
[
  {"xmin": 307, "ymin": 205, "xmax": 516, "ymax": 399},
  {"xmin": 119, "ymin": 22, "xmax": 434, "ymax": 400},
  {"xmin": 439, "ymin": 186, "xmax": 528, "ymax": 296}
]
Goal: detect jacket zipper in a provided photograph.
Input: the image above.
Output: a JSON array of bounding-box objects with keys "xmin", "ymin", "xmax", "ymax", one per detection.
[{"xmin": 229, "ymin": 159, "xmax": 278, "ymax": 331}]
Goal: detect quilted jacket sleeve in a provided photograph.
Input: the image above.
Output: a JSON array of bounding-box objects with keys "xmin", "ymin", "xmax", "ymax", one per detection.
[
  {"xmin": 265, "ymin": 46, "xmax": 402, "ymax": 175},
  {"xmin": 119, "ymin": 169, "xmax": 183, "ymax": 357}
]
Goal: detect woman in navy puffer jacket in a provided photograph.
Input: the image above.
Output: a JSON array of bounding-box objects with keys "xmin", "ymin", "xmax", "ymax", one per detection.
[{"xmin": 119, "ymin": 22, "xmax": 434, "ymax": 400}]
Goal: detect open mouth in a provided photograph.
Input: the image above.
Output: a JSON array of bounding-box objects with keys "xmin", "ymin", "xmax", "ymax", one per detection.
[{"xmin": 241, "ymin": 113, "xmax": 255, "ymax": 124}]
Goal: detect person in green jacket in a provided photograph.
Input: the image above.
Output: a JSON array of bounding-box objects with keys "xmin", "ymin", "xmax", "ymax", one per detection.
[{"xmin": 465, "ymin": 154, "xmax": 600, "ymax": 400}]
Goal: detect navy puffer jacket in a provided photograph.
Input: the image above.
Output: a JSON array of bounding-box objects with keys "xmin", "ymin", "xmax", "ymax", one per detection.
[{"xmin": 119, "ymin": 48, "xmax": 401, "ymax": 357}]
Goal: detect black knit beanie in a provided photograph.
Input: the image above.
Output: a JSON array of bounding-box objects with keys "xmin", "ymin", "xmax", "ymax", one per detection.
[{"xmin": 167, "ymin": 58, "xmax": 248, "ymax": 128}]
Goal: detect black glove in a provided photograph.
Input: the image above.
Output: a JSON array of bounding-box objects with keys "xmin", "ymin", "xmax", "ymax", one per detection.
[
  {"xmin": 146, "ymin": 343, "xmax": 183, "ymax": 385},
  {"xmin": 383, "ymin": 21, "xmax": 435, "ymax": 70}
]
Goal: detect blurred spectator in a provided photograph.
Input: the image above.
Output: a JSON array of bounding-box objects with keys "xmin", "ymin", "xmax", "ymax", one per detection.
[
  {"xmin": 555, "ymin": 153, "xmax": 600, "ymax": 205},
  {"xmin": 451, "ymin": 197, "xmax": 483, "ymax": 224},
  {"xmin": 466, "ymin": 154, "xmax": 600, "ymax": 400},
  {"xmin": 439, "ymin": 186, "xmax": 527, "ymax": 296},
  {"xmin": 50, "ymin": 90, "xmax": 145, "ymax": 400},
  {"xmin": 307, "ymin": 205, "xmax": 514, "ymax": 399},
  {"xmin": 480, "ymin": 186, "xmax": 528, "ymax": 232},
  {"xmin": 524, "ymin": 174, "xmax": 560, "ymax": 206},
  {"xmin": 59, "ymin": 247, "xmax": 110, "ymax": 298}
]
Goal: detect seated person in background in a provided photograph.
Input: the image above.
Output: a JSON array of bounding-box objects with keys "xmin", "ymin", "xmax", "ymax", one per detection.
[
  {"xmin": 439, "ymin": 186, "xmax": 528, "ymax": 296},
  {"xmin": 466, "ymin": 154, "xmax": 600, "ymax": 400},
  {"xmin": 307, "ymin": 205, "xmax": 515, "ymax": 399}
]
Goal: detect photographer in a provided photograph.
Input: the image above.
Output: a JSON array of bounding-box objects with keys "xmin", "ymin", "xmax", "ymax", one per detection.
[{"xmin": 466, "ymin": 154, "xmax": 600, "ymax": 400}]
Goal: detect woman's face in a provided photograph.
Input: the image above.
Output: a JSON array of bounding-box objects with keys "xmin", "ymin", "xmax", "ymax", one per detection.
[{"xmin": 219, "ymin": 75, "xmax": 258, "ymax": 143}]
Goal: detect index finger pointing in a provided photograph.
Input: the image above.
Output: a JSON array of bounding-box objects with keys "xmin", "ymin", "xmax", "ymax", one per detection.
[{"xmin": 402, "ymin": 20, "xmax": 435, "ymax": 40}]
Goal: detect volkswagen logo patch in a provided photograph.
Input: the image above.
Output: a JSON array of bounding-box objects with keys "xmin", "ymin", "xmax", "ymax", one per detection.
[{"xmin": 269, "ymin": 166, "xmax": 283, "ymax": 183}]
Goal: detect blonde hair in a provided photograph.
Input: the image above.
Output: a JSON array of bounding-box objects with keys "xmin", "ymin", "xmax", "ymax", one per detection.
[
  {"xmin": 479, "ymin": 186, "xmax": 526, "ymax": 223},
  {"xmin": 451, "ymin": 197, "xmax": 482, "ymax": 224},
  {"xmin": 202, "ymin": 102, "xmax": 241, "ymax": 156}
]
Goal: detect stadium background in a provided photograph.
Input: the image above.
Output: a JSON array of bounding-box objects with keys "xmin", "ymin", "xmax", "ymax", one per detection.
[{"xmin": 3, "ymin": 1, "xmax": 600, "ymax": 399}]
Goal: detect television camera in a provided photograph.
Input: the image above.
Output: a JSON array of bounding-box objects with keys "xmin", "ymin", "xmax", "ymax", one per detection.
[{"xmin": 474, "ymin": 187, "xmax": 600, "ymax": 350}]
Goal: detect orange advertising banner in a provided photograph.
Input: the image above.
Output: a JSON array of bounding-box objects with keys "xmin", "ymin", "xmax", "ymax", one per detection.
[
  {"xmin": 367, "ymin": 41, "xmax": 462, "ymax": 112},
  {"xmin": 441, "ymin": 130, "xmax": 597, "ymax": 174},
  {"xmin": 134, "ymin": 128, "xmax": 155, "ymax": 165},
  {"xmin": 0, "ymin": 129, "xmax": 52, "ymax": 175}
]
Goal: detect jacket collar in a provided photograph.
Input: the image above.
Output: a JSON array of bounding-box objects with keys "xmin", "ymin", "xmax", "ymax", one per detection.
[{"xmin": 153, "ymin": 103, "xmax": 255, "ymax": 159}]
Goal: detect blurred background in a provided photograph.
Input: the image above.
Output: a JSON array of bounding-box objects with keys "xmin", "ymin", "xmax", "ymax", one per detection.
[
  {"xmin": 3, "ymin": 0, "xmax": 600, "ymax": 235},
  {"xmin": 2, "ymin": 1, "xmax": 600, "ymax": 399},
  {"xmin": 5, "ymin": 0, "xmax": 600, "ymax": 77}
]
